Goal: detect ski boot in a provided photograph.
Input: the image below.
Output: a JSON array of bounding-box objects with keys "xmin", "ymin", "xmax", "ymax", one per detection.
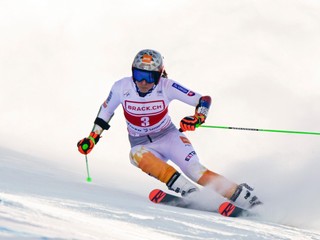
[
  {"xmin": 230, "ymin": 183, "xmax": 262, "ymax": 210},
  {"xmin": 166, "ymin": 172, "xmax": 199, "ymax": 197}
]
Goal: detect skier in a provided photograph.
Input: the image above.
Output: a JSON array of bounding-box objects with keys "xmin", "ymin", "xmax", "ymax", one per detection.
[{"xmin": 77, "ymin": 49, "xmax": 262, "ymax": 210}]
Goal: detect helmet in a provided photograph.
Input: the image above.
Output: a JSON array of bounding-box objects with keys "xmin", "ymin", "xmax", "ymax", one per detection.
[{"xmin": 132, "ymin": 49, "xmax": 164, "ymax": 73}]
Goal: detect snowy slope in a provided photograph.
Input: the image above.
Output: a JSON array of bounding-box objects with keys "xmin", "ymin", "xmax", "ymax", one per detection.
[
  {"xmin": 1, "ymin": 147, "xmax": 319, "ymax": 240},
  {"xmin": 1, "ymin": 0, "xmax": 320, "ymax": 239}
]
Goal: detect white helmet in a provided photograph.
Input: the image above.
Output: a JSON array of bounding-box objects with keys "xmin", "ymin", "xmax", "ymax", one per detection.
[{"xmin": 132, "ymin": 49, "xmax": 164, "ymax": 72}]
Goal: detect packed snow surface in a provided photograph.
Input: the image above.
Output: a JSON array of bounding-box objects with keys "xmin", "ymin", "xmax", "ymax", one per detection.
[{"xmin": 1, "ymin": 147, "xmax": 319, "ymax": 240}]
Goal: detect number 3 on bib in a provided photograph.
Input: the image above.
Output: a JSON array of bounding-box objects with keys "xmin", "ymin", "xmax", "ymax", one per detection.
[{"xmin": 141, "ymin": 117, "xmax": 150, "ymax": 127}]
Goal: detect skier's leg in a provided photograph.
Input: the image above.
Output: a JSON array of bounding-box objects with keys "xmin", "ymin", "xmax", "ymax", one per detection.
[
  {"xmin": 164, "ymin": 131, "xmax": 237, "ymax": 198},
  {"xmin": 198, "ymin": 170, "xmax": 263, "ymax": 209},
  {"xmin": 165, "ymin": 130, "xmax": 262, "ymax": 209},
  {"xmin": 175, "ymin": 160, "xmax": 239, "ymax": 199},
  {"xmin": 130, "ymin": 145, "xmax": 198, "ymax": 196},
  {"xmin": 197, "ymin": 170, "xmax": 238, "ymax": 199}
]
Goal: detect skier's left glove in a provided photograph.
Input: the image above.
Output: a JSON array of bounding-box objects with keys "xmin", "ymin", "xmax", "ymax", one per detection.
[
  {"xmin": 180, "ymin": 113, "xmax": 206, "ymax": 132},
  {"xmin": 77, "ymin": 132, "xmax": 100, "ymax": 155}
]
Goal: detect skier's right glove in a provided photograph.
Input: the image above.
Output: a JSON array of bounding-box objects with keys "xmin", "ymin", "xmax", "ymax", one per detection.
[{"xmin": 77, "ymin": 132, "xmax": 100, "ymax": 155}]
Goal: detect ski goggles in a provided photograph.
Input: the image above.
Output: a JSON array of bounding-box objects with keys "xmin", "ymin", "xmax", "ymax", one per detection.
[{"xmin": 132, "ymin": 68, "xmax": 161, "ymax": 84}]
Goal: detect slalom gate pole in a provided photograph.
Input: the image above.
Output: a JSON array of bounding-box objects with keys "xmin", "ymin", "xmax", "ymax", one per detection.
[
  {"xmin": 85, "ymin": 155, "xmax": 92, "ymax": 182},
  {"xmin": 199, "ymin": 125, "xmax": 320, "ymax": 135}
]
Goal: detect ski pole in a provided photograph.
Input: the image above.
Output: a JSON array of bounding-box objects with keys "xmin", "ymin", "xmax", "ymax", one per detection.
[
  {"xmin": 85, "ymin": 155, "xmax": 92, "ymax": 182},
  {"xmin": 199, "ymin": 125, "xmax": 320, "ymax": 135}
]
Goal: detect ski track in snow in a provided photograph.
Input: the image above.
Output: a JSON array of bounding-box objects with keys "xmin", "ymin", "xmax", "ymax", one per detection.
[
  {"xmin": 1, "ymin": 147, "xmax": 320, "ymax": 240},
  {"xmin": 1, "ymin": 193, "xmax": 320, "ymax": 240}
]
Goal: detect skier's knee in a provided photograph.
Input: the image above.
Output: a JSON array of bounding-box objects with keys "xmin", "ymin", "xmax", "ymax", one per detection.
[
  {"xmin": 182, "ymin": 162, "xmax": 208, "ymax": 183},
  {"xmin": 129, "ymin": 146, "xmax": 176, "ymax": 183},
  {"xmin": 129, "ymin": 145, "xmax": 146, "ymax": 167}
]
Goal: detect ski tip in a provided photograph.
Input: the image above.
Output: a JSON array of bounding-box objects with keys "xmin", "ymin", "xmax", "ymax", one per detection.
[
  {"xmin": 219, "ymin": 202, "xmax": 244, "ymax": 217},
  {"xmin": 149, "ymin": 189, "xmax": 166, "ymax": 203}
]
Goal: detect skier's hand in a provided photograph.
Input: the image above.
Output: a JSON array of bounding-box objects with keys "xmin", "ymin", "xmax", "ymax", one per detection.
[
  {"xmin": 180, "ymin": 113, "xmax": 205, "ymax": 132},
  {"xmin": 77, "ymin": 132, "xmax": 100, "ymax": 155}
]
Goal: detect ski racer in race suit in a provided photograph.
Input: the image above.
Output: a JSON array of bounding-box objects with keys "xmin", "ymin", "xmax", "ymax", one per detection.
[{"xmin": 77, "ymin": 49, "xmax": 262, "ymax": 210}]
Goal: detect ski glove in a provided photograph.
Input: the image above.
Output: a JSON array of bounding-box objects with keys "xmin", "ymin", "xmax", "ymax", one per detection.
[
  {"xmin": 180, "ymin": 113, "xmax": 205, "ymax": 132},
  {"xmin": 77, "ymin": 132, "xmax": 100, "ymax": 155}
]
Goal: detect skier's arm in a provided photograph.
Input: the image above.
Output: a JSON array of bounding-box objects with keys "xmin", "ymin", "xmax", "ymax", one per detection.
[
  {"xmin": 91, "ymin": 108, "xmax": 114, "ymax": 135},
  {"xmin": 195, "ymin": 95, "xmax": 212, "ymax": 120},
  {"xmin": 180, "ymin": 95, "xmax": 212, "ymax": 132},
  {"xmin": 164, "ymin": 79, "xmax": 212, "ymax": 132},
  {"xmin": 77, "ymin": 84, "xmax": 121, "ymax": 155}
]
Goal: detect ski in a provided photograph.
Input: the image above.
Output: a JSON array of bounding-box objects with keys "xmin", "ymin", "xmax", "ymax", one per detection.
[{"xmin": 149, "ymin": 189, "xmax": 248, "ymax": 217}]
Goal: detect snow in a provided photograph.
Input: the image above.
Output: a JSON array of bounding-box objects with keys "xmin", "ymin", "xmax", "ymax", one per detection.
[
  {"xmin": 1, "ymin": 0, "xmax": 320, "ymax": 239},
  {"xmin": 1, "ymin": 147, "xmax": 320, "ymax": 240}
]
